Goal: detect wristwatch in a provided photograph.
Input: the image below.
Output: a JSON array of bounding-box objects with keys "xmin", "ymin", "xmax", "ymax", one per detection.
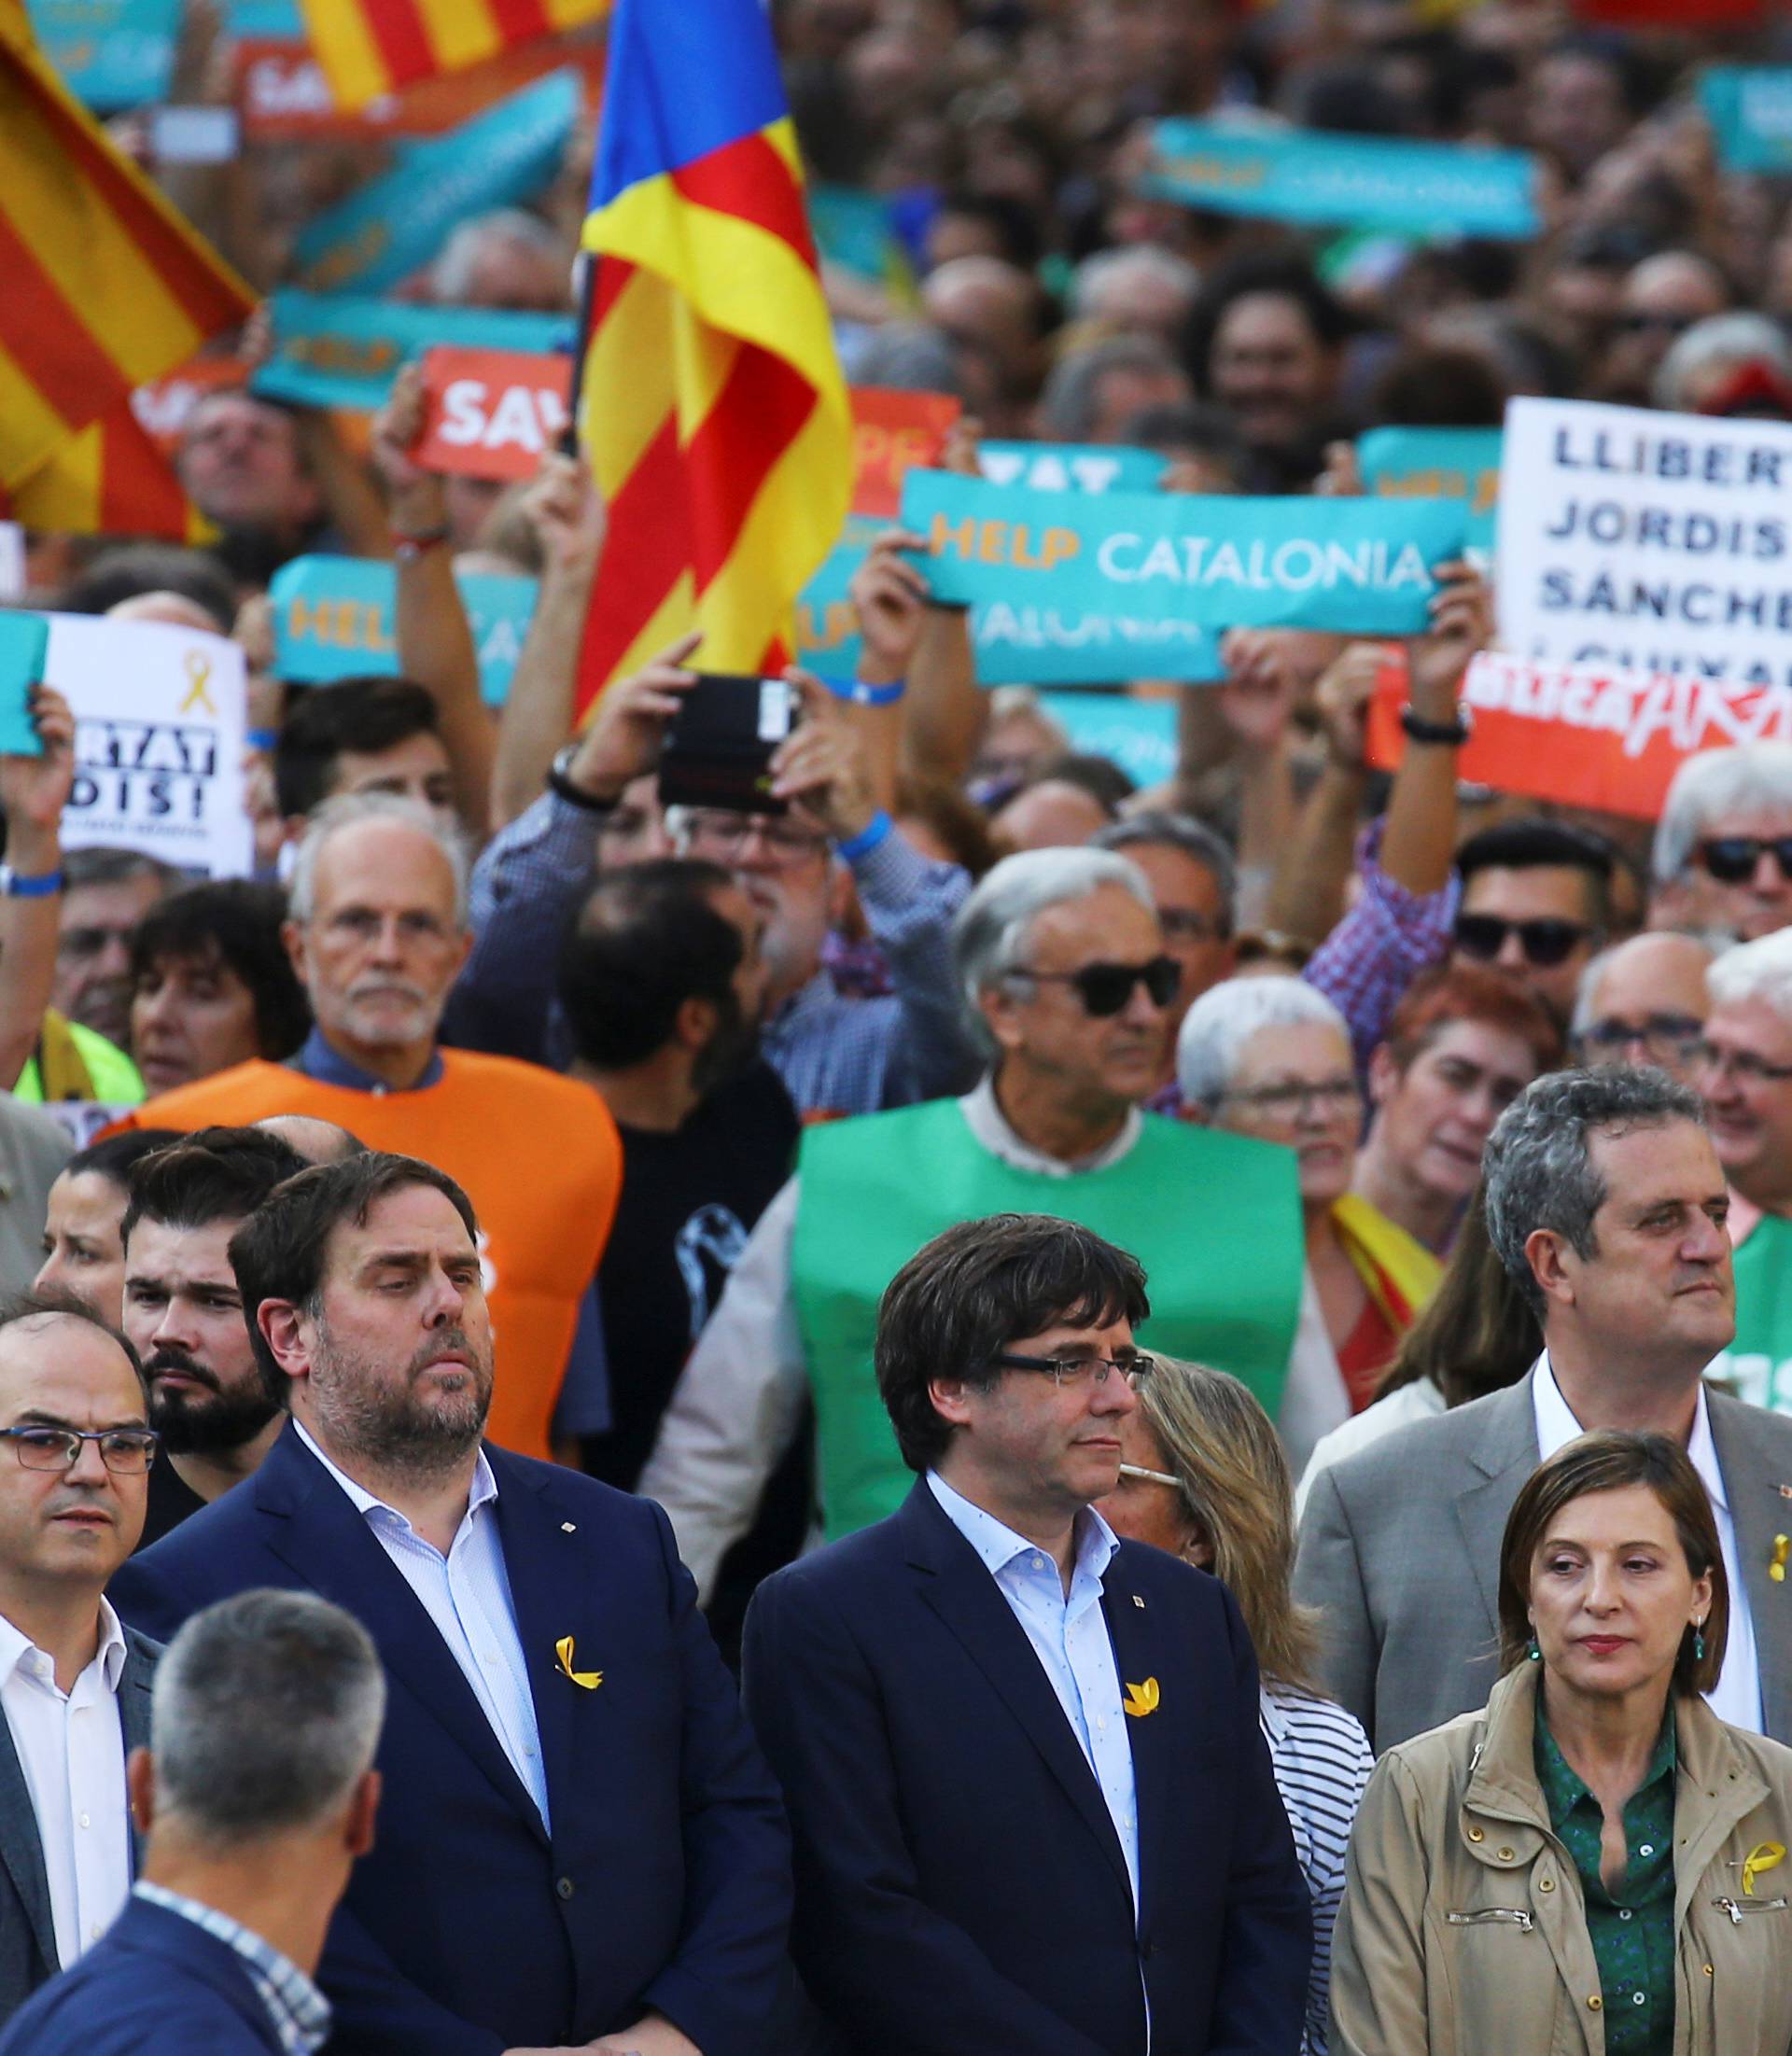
[{"xmin": 547, "ymin": 743, "xmax": 618, "ymax": 814}]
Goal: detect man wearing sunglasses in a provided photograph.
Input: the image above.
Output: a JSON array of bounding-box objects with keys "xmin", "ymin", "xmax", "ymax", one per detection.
[
  {"xmin": 1652, "ymin": 744, "xmax": 1792, "ymax": 944},
  {"xmin": 638, "ymin": 847, "xmax": 1306, "ymax": 1606},
  {"xmin": 1447, "ymin": 819, "xmax": 1617, "ymax": 1030},
  {"xmin": 0, "ymin": 1294, "xmax": 159, "ymax": 2029}
]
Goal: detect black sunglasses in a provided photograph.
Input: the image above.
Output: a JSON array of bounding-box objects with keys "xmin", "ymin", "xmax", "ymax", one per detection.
[
  {"xmin": 1699, "ymin": 837, "xmax": 1792, "ymax": 886},
  {"xmin": 1015, "ymin": 955, "xmax": 1183, "ymax": 1016},
  {"xmin": 1453, "ymin": 914, "xmax": 1590, "ymax": 969}
]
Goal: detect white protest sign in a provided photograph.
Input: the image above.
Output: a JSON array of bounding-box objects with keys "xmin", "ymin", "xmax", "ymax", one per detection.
[
  {"xmin": 1496, "ymin": 396, "xmax": 1792, "ymax": 690},
  {"xmin": 42, "ymin": 614, "xmax": 251, "ymax": 877}
]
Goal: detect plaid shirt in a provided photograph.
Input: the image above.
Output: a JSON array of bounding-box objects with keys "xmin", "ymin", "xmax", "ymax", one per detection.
[
  {"xmin": 133, "ymin": 1883, "xmax": 330, "ymax": 2056},
  {"xmin": 1301, "ymin": 817, "xmax": 1458, "ymax": 1074}
]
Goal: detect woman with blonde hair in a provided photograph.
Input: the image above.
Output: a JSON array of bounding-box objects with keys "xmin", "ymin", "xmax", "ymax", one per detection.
[{"xmin": 1099, "ymin": 1356, "xmax": 1372, "ymax": 2056}]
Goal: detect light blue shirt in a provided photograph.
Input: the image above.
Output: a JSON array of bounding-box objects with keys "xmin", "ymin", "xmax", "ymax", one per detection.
[
  {"xmin": 294, "ymin": 1420, "xmax": 550, "ymax": 1828},
  {"xmin": 926, "ymin": 1471, "xmax": 1141, "ymax": 1911}
]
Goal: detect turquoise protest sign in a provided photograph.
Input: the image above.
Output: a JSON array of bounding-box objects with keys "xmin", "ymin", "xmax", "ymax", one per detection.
[
  {"xmin": 269, "ymin": 557, "xmax": 538, "ymax": 707},
  {"xmin": 795, "ymin": 515, "xmax": 883, "ymax": 680},
  {"xmin": 980, "ymin": 443, "xmax": 1169, "ymax": 494},
  {"xmin": 26, "ymin": 0, "xmax": 181, "ymax": 109},
  {"xmin": 1038, "ymin": 691, "xmax": 1178, "ymax": 788},
  {"xmin": 810, "ymin": 185, "xmax": 912, "ymax": 295},
  {"xmin": 0, "ymin": 614, "xmax": 49, "ymax": 757},
  {"xmin": 292, "ymin": 72, "xmax": 581, "ymax": 295},
  {"xmin": 253, "ymin": 294, "xmax": 572, "ymax": 412},
  {"xmin": 1700, "ymin": 68, "xmax": 1792, "ymax": 174},
  {"xmin": 1357, "ymin": 427, "xmax": 1502, "ymax": 555},
  {"xmin": 900, "ymin": 470, "xmax": 1466, "ymax": 680},
  {"xmin": 1143, "ymin": 120, "xmax": 1539, "ymax": 239}
]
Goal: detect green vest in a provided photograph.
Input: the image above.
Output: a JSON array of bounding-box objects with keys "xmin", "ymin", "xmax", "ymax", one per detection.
[
  {"xmin": 791, "ymin": 1098, "xmax": 1305, "ymax": 1541},
  {"xmin": 1712, "ymin": 1210, "xmax": 1792, "ymax": 1413},
  {"xmin": 15, "ymin": 1021, "xmax": 143, "ymax": 1107}
]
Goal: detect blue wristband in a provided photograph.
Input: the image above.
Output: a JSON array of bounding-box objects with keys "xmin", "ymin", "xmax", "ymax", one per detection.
[
  {"xmin": 0, "ymin": 866, "xmax": 63, "ymax": 898},
  {"xmin": 819, "ymin": 674, "xmax": 906, "ymax": 708},
  {"xmin": 246, "ymin": 727, "xmax": 279, "ymax": 751},
  {"xmin": 834, "ymin": 810, "xmax": 893, "ymax": 862}
]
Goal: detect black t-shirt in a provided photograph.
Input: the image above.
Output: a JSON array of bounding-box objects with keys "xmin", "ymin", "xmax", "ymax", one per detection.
[{"xmin": 136, "ymin": 1451, "xmax": 209, "ymax": 1551}]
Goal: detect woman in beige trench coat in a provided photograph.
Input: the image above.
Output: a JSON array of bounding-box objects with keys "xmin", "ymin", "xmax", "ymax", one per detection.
[{"xmin": 1331, "ymin": 1430, "xmax": 1792, "ymax": 2056}]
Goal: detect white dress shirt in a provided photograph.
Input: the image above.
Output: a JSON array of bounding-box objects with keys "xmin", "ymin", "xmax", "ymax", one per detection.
[
  {"xmin": 1531, "ymin": 1352, "xmax": 1763, "ymax": 1733},
  {"xmin": 293, "ymin": 1421, "xmax": 550, "ymax": 1825},
  {"xmin": 0, "ymin": 1599, "xmax": 132, "ymax": 1967},
  {"xmin": 925, "ymin": 1470, "xmax": 1141, "ymax": 1911}
]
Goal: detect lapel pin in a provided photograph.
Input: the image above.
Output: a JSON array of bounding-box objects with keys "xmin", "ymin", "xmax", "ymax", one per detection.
[
  {"xmin": 1131, "ymin": 1595, "xmax": 1146, "ymax": 1610},
  {"xmin": 561, "ymin": 1521, "xmax": 577, "ymax": 1533},
  {"xmin": 1123, "ymin": 1677, "xmax": 1160, "ymax": 1718},
  {"xmin": 553, "ymin": 1636, "xmax": 602, "ymax": 1689},
  {"xmin": 1778, "ymin": 1486, "xmax": 1792, "ymax": 1501},
  {"xmin": 1771, "ymin": 1535, "xmax": 1789, "ymax": 1585},
  {"xmin": 1746, "ymin": 1841, "xmax": 1787, "ymax": 1896}
]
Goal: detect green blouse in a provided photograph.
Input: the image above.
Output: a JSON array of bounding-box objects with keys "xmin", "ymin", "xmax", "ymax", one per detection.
[{"xmin": 1534, "ymin": 1696, "xmax": 1678, "ymax": 2056}]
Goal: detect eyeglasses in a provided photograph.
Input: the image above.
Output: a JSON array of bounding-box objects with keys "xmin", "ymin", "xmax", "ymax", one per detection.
[
  {"xmin": 681, "ymin": 812, "xmax": 830, "ymax": 867},
  {"xmin": 1223, "ymin": 1076, "xmax": 1361, "ymax": 1119},
  {"xmin": 1576, "ymin": 1014, "xmax": 1705, "ymax": 1067},
  {"xmin": 1697, "ymin": 837, "xmax": 1792, "ymax": 886},
  {"xmin": 0, "ymin": 1425, "xmax": 159, "ymax": 1474},
  {"xmin": 992, "ymin": 1352, "xmax": 1156, "ymax": 1389},
  {"xmin": 1690, "ymin": 1042, "xmax": 1792, "ymax": 1086},
  {"xmin": 1012, "ymin": 956, "xmax": 1182, "ymax": 1017},
  {"xmin": 1117, "ymin": 1461, "xmax": 1181, "ymax": 1488},
  {"xmin": 1453, "ymin": 914, "xmax": 1592, "ymax": 969}
]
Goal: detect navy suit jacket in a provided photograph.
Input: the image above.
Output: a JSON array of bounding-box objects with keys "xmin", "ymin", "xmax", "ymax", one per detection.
[
  {"xmin": 743, "ymin": 1481, "xmax": 1310, "ymax": 2056},
  {"xmin": 0, "ymin": 1897, "xmax": 282, "ymax": 2056},
  {"xmin": 109, "ymin": 1423, "xmax": 791, "ymax": 2056}
]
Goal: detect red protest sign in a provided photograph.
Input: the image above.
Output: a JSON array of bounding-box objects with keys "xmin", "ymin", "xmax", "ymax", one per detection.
[
  {"xmin": 1367, "ymin": 650, "xmax": 1792, "ymax": 821},
  {"xmin": 416, "ymin": 349, "xmax": 574, "ymax": 479},
  {"xmin": 849, "ymin": 387, "xmax": 959, "ymax": 518}
]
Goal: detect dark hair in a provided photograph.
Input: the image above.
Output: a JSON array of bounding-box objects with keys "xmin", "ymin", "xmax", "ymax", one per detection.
[
  {"xmin": 1375, "ymin": 1184, "xmax": 1539, "ymax": 1409},
  {"xmin": 894, "ymin": 775, "xmax": 999, "ymax": 879},
  {"xmin": 229, "ymin": 1153, "xmax": 480, "ymax": 1402},
  {"xmin": 931, "ymin": 191, "xmax": 1043, "ymax": 272},
  {"xmin": 1498, "ymin": 1430, "xmax": 1725, "ymax": 1694},
  {"xmin": 0, "ymin": 1288, "xmax": 147, "ymax": 1402},
  {"xmin": 120, "ymin": 1126, "xmax": 309, "ymax": 1250},
  {"xmin": 62, "ymin": 1127, "xmax": 184, "ymax": 1192},
  {"xmin": 875, "ymin": 1214, "xmax": 1150, "ymax": 1471},
  {"xmin": 130, "ymin": 880, "xmax": 311, "ymax": 1062},
  {"xmin": 273, "ymin": 678, "xmax": 443, "ymax": 820},
  {"xmin": 56, "ymin": 545, "xmax": 238, "ymax": 635},
  {"xmin": 1457, "ymin": 817, "xmax": 1618, "ymax": 930},
  {"xmin": 1119, "ymin": 400, "xmax": 1248, "ymax": 483},
  {"xmin": 1369, "ymin": 344, "xmax": 1509, "ymax": 428},
  {"xmin": 1183, "ymin": 250, "xmax": 1352, "ymax": 396},
  {"xmin": 558, "ymin": 860, "xmax": 742, "ymax": 1070},
  {"xmin": 1034, "ymin": 751, "xmax": 1136, "ymax": 813}
]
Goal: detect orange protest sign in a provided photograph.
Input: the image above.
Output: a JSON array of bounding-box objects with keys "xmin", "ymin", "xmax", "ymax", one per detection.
[
  {"xmin": 235, "ymin": 35, "xmax": 605, "ymax": 140},
  {"xmin": 849, "ymin": 387, "xmax": 959, "ymax": 518},
  {"xmin": 131, "ymin": 358, "xmax": 252, "ymax": 455},
  {"xmin": 1366, "ymin": 650, "xmax": 1792, "ymax": 821},
  {"xmin": 416, "ymin": 348, "xmax": 573, "ymax": 479}
]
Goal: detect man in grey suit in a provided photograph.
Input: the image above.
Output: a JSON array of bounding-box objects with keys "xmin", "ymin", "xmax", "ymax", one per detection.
[
  {"xmin": 0, "ymin": 1293, "xmax": 158, "ymax": 2025},
  {"xmin": 1295, "ymin": 1065, "xmax": 1792, "ymax": 1753}
]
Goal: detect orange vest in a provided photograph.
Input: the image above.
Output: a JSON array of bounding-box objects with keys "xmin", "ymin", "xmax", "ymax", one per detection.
[{"xmin": 121, "ymin": 1052, "xmax": 623, "ymax": 1462}]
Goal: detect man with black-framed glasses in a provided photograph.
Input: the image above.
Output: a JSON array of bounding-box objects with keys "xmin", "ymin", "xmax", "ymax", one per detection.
[
  {"xmin": 742, "ymin": 1212, "xmax": 1309, "ymax": 2056},
  {"xmin": 0, "ymin": 1293, "xmax": 160, "ymax": 2029}
]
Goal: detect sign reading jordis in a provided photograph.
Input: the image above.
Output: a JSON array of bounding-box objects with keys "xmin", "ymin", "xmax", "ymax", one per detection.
[{"xmin": 1366, "ymin": 649, "xmax": 1792, "ymax": 821}]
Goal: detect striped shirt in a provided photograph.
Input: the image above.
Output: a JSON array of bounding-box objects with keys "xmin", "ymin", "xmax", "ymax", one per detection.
[
  {"xmin": 1261, "ymin": 1686, "xmax": 1373, "ymax": 2056},
  {"xmin": 133, "ymin": 1883, "xmax": 331, "ymax": 2056}
]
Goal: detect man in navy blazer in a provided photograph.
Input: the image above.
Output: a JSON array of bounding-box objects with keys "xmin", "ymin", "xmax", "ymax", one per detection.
[
  {"xmin": 111, "ymin": 1151, "xmax": 790, "ymax": 2056},
  {"xmin": 0, "ymin": 1588, "xmax": 385, "ymax": 2056},
  {"xmin": 744, "ymin": 1214, "xmax": 1309, "ymax": 2056}
]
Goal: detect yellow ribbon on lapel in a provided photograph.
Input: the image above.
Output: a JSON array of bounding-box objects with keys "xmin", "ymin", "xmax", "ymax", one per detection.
[
  {"xmin": 1123, "ymin": 1678, "xmax": 1159, "ymax": 1718},
  {"xmin": 1744, "ymin": 1841, "xmax": 1786, "ymax": 1896},
  {"xmin": 553, "ymin": 1636, "xmax": 602, "ymax": 1689}
]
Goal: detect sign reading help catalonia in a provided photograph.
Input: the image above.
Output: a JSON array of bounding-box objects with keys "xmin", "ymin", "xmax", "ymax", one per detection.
[{"xmin": 899, "ymin": 470, "xmax": 1468, "ymax": 682}]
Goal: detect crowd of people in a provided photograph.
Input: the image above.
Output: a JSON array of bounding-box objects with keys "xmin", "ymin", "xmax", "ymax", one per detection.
[{"xmin": 7, "ymin": 0, "xmax": 1792, "ymax": 2050}]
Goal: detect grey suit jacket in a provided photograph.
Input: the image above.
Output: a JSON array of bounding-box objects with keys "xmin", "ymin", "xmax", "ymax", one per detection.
[
  {"xmin": 1292, "ymin": 1372, "xmax": 1792, "ymax": 1754},
  {"xmin": 0, "ymin": 1624, "xmax": 157, "ymax": 2029}
]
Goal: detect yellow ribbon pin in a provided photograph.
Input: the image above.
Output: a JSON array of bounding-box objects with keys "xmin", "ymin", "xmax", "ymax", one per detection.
[
  {"xmin": 553, "ymin": 1636, "xmax": 602, "ymax": 1690},
  {"xmin": 179, "ymin": 650, "xmax": 217, "ymax": 715},
  {"xmin": 1123, "ymin": 1678, "xmax": 1160, "ymax": 1718},
  {"xmin": 1771, "ymin": 1535, "xmax": 1789, "ymax": 1585},
  {"xmin": 1744, "ymin": 1842, "xmax": 1786, "ymax": 1897}
]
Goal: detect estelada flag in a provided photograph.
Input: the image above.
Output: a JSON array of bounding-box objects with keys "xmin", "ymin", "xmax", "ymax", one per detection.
[
  {"xmin": 572, "ymin": 0, "xmax": 852, "ymax": 717},
  {"xmin": 0, "ymin": 5, "xmax": 253, "ymax": 495},
  {"xmin": 301, "ymin": 0, "xmax": 609, "ymax": 113},
  {"xmin": 2, "ymin": 398, "xmax": 215, "ymax": 543}
]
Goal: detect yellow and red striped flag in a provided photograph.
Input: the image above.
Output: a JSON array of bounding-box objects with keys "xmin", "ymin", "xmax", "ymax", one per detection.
[
  {"xmin": 2, "ymin": 399, "xmax": 215, "ymax": 542},
  {"xmin": 301, "ymin": 0, "xmax": 609, "ymax": 113},
  {"xmin": 572, "ymin": 0, "xmax": 851, "ymax": 717},
  {"xmin": 0, "ymin": 7, "xmax": 253, "ymax": 497}
]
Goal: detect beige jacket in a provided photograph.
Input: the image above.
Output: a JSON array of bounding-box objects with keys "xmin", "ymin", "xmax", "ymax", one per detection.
[{"xmin": 1331, "ymin": 1661, "xmax": 1792, "ymax": 2056}]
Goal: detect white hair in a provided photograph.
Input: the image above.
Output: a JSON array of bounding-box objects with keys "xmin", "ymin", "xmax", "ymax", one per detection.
[
  {"xmin": 1071, "ymin": 245, "xmax": 1201, "ymax": 323},
  {"xmin": 1176, "ymin": 975, "xmax": 1350, "ymax": 1112},
  {"xmin": 950, "ymin": 847, "xmax": 1154, "ymax": 1056},
  {"xmin": 1654, "ymin": 312, "xmax": 1792, "ymax": 411},
  {"xmin": 287, "ymin": 791, "xmax": 470, "ymax": 930},
  {"xmin": 429, "ymin": 207, "xmax": 565, "ymax": 304},
  {"xmin": 1652, "ymin": 744, "xmax": 1792, "ymax": 885},
  {"xmin": 1705, "ymin": 925, "xmax": 1792, "ymax": 1027}
]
